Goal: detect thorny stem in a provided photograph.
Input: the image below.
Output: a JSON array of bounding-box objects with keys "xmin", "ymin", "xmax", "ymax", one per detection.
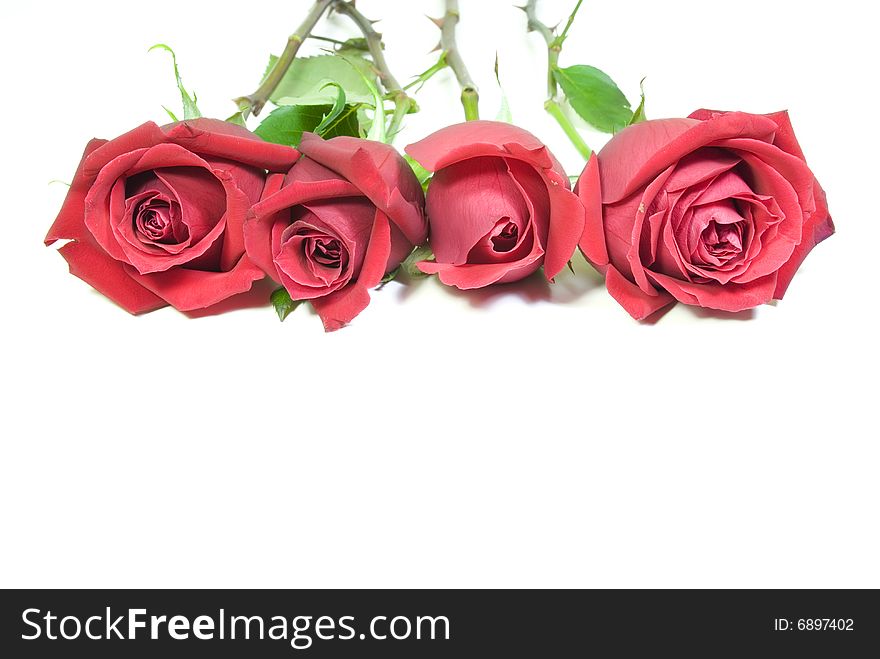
[
  {"xmin": 555, "ymin": 0, "xmax": 584, "ymax": 47},
  {"xmin": 235, "ymin": 0, "xmax": 334, "ymax": 118},
  {"xmin": 523, "ymin": 0, "xmax": 591, "ymax": 159},
  {"xmin": 333, "ymin": 0, "xmax": 414, "ymax": 140},
  {"xmin": 308, "ymin": 34, "xmax": 350, "ymax": 47},
  {"xmin": 524, "ymin": 0, "xmax": 558, "ymax": 98},
  {"xmin": 440, "ymin": 0, "xmax": 480, "ymax": 121}
]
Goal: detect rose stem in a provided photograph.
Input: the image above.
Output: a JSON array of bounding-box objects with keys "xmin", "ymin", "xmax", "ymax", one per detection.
[
  {"xmin": 332, "ymin": 0, "xmax": 414, "ymax": 141},
  {"xmin": 439, "ymin": 0, "xmax": 480, "ymax": 121},
  {"xmin": 523, "ymin": 0, "xmax": 591, "ymax": 159},
  {"xmin": 235, "ymin": 0, "xmax": 335, "ymax": 118}
]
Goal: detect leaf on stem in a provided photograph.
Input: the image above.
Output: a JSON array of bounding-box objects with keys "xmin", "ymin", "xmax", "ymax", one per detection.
[
  {"xmin": 403, "ymin": 154, "xmax": 432, "ymax": 192},
  {"xmin": 553, "ymin": 64, "xmax": 633, "ymax": 134},
  {"xmin": 629, "ymin": 78, "xmax": 647, "ymax": 125},
  {"xmin": 404, "ymin": 52, "xmax": 448, "ymax": 92},
  {"xmin": 255, "ymin": 102, "xmax": 360, "ymax": 147},
  {"xmin": 270, "ymin": 287, "xmax": 302, "ymax": 322},
  {"xmin": 314, "ymin": 83, "xmax": 347, "ymax": 136},
  {"xmin": 401, "ymin": 245, "xmax": 434, "ymax": 279},
  {"xmin": 270, "ymin": 54, "xmax": 378, "ymax": 107},
  {"xmin": 336, "ymin": 54, "xmax": 386, "ymax": 142},
  {"xmin": 225, "ymin": 98, "xmax": 251, "ymax": 128},
  {"xmin": 494, "ymin": 54, "xmax": 513, "ymax": 123},
  {"xmin": 149, "ymin": 44, "xmax": 202, "ymax": 120},
  {"xmin": 378, "ymin": 244, "xmax": 435, "ymax": 286}
]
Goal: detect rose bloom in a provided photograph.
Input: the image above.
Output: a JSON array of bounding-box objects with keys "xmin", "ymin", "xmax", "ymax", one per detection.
[
  {"xmin": 46, "ymin": 119, "xmax": 299, "ymax": 312},
  {"xmin": 405, "ymin": 121, "xmax": 584, "ymax": 287},
  {"xmin": 576, "ymin": 110, "xmax": 834, "ymax": 319},
  {"xmin": 244, "ymin": 133, "xmax": 427, "ymax": 331}
]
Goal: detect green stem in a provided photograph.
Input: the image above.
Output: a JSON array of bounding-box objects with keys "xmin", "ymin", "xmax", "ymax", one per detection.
[
  {"xmin": 525, "ymin": 0, "xmax": 592, "ymax": 158},
  {"xmin": 387, "ymin": 92, "xmax": 412, "ymax": 140},
  {"xmin": 545, "ymin": 100, "xmax": 591, "ymax": 159},
  {"xmin": 403, "ymin": 53, "xmax": 448, "ymax": 92},
  {"xmin": 333, "ymin": 1, "xmax": 414, "ymax": 142},
  {"xmin": 461, "ymin": 89, "xmax": 480, "ymax": 121},
  {"xmin": 234, "ymin": 0, "xmax": 334, "ymax": 117},
  {"xmin": 554, "ymin": 0, "xmax": 584, "ymax": 47},
  {"xmin": 441, "ymin": 0, "xmax": 480, "ymax": 121}
]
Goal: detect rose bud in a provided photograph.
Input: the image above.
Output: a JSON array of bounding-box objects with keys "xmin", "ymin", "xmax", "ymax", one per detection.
[
  {"xmin": 45, "ymin": 119, "xmax": 298, "ymax": 313},
  {"xmin": 244, "ymin": 133, "xmax": 427, "ymax": 331},
  {"xmin": 576, "ymin": 110, "xmax": 834, "ymax": 319},
  {"xmin": 405, "ymin": 121, "xmax": 584, "ymax": 288}
]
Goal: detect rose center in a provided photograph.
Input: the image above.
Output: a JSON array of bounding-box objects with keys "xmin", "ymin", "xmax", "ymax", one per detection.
[
  {"xmin": 308, "ymin": 237, "xmax": 343, "ymax": 268},
  {"xmin": 135, "ymin": 200, "xmax": 179, "ymax": 244},
  {"xmin": 701, "ymin": 220, "xmax": 743, "ymax": 260},
  {"xmin": 490, "ymin": 219, "xmax": 519, "ymax": 253}
]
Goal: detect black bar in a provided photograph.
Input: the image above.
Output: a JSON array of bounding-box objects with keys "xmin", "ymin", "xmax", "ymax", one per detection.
[{"xmin": 1, "ymin": 589, "xmax": 877, "ymax": 657}]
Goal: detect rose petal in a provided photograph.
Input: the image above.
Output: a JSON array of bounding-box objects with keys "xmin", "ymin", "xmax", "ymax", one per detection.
[
  {"xmin": 243, "ymin": 172, "xmax": 287, "ymax": 279},
  {"xmin": 542, "ymin": 168, "xmax": 585, "ymax": 281},
  {"xmin": 417, "ymin": 225, "xmax": 544, "ymax": 288},
  {"xmin": 56, "ymin": 239, "xmax": 166, "ymax": 314},
  {"xmin": 604, "ymin": 264, "xmax": 675, "ymax": 320},
  {"xmin": 426, "ymin": 156, "xmax": 530, "ymax": 265},
  {"xmin": 774, "ymin": 186, "xmax": 834, "ymax": 299},
  {"xmin": 127, "ymin": 254, "xmax": 265, "ymax": 311},
  {"xmin": 598, "ymin": 113, "xmax": 778, "ymax": 204},
  {"xmin": 648, "ymin": 269, "xmax": 777, "ymax": 312},
  {"xmin": 163, "ymin": 118, "xmax": 300, "ymax": 172},
  {"xmin": 310, "ymin": 283, "xmax": 372, "ymax": 332},
  {"xmin": 405, "ymin": 120, "xmax": 558, "ymax": 173},
  {"xmin": 357, "ymin": 209, "xmax": 393, "ymax": 289},
  {"xmin": 83, "ymin": 122, "xmax": 168, "ymax": 178},
  {"xmin": 299, "ymin": 133, "xmax": 426, "ymax": 246},
  {"xmin": 46, "ymin": 139, "xmax": 109, "ymax": 245},
  {"xmin": 154, "ymin": 166, "xmax": 226, "ymax": 243},
  {"xmin": 574, "ymin": 154, "xmax": 609, "ymax": 266}
]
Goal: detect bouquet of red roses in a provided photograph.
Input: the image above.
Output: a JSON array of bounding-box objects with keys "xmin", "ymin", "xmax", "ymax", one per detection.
[{"xmin": 46, "ymin": 0, "xmax": 833, "ymax": 331}]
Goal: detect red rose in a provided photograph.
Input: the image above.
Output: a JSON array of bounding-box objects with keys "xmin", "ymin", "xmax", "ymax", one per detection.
[
  {"xmin": 244, "ymin": 133, "xmax": 427, "ymax": 331},
  {"xmin": 576, "ymin": 110, "xmax": 834, "ymax": 319},
  {"xmin": 45, "ymin": 119, "xmax": 299, "ymax": 313},
  {"xmin": 405, "ymin": 121, "xmax": 584, "ymax": 288}
]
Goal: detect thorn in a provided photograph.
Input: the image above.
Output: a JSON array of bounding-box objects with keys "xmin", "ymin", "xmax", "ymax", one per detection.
[
  {"xmin": 428, "ymin": 16, "xmax": 444, "ymax": 29},
  {"xmin": 515, "ymin": 4, "xmax": 529, "ymax": 12},
  {"xmin": 567, "ymin": 260, "xmax": 576, "ymax": 275},
  {"xmin": 430, "ymin": 41, "xmax": 443, "ymax": 53}
]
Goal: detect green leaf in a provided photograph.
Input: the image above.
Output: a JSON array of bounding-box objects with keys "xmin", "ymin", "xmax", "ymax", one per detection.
[
  {"xmin": 629, "ymin": 78, "xmax": 647, "ymax": 125},
  {"xmin": 337, "ymin": 54, "xmax": 386, "ymax": 142},
  {"xmin": 225, "ymin": 99, "xmax": 250, "ymax": 128},
  {"xmin": 314, "ymin": 83, "xmax": 347, "ymax": 136},
  {"xmin": 404, "ymin": 53, "xmax": 448, "ymax": 92},
  {"xmin": 255, "ymin": 105, "xmax": 326, "ymax": 147},
  {"xmin": 494, "ymin": 54, "xmax": 513, "ymax": 123},
  {"xmin": 321, "ymin": 103, "xmax": 362, "ymax": 139},
  {"xmin": 161, "ymin": 106, "xmax": 179, "ymax": 123},
  {"xmin": 270, "ymin": 287, "xmax": 301, "ymax": 322},
  {"xmin": 404, "ymin": 154, "xmax": 432, "ymax": 193},
  {"xmin": 377, "ymin": 245, "xmax": 434, "ymax": 286},
  {"xmin": 378, "ymin": 266, "xmax": 400, "ymax": 288},
  {"xmin": 553, "ymin": 65, "xmax": 632, "ymax": 134},
  {"xmin": 401, "ymin": 244, "xmax": 434, "ymax": 279},
  {"xmin": 149, "ymin": 44, "xmax": 201, "ymax": 120},
  {"xmin": 271, "ymin": 54, "xmax": 378, "ymax": 107},
  {"xmin": 255, "ymin": 101, "xmax": 361, "ymax": 148},
  {"xmin": 337, "ymin": 37, "xmax": 369, "ymax": 53}
]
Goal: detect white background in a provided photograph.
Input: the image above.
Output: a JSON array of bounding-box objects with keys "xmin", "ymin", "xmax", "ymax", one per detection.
[{"xmin": 1, "ymin": 0, "xmax": 877, "ymax": 588}]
